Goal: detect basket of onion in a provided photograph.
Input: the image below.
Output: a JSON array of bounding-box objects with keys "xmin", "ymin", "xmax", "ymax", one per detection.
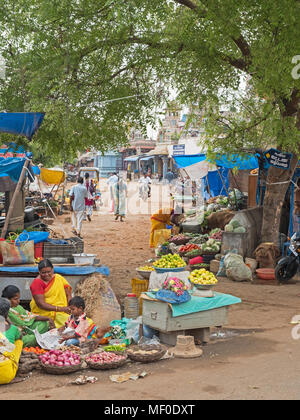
[
  {"xmin": 85, "ymin": 351, "xmax": 128, "ymax": 370},
  {"xmin": 39, "ymin": 349, "xmax": 82, "ymax": 374}
]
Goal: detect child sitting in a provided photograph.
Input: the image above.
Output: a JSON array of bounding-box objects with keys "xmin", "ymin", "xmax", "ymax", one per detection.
[{"xmin": 59, "ymin": 296, "xmax": 95, "ymax": 347}]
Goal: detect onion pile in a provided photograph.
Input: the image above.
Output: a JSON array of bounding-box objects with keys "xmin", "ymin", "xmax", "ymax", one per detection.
[
  {"xmin": 39, "ymin": 349, "xmax": 81, "ymax": 367},
  {"xmin": 86, "ymin": 352, "xmax": 126, "ymax": 364}
]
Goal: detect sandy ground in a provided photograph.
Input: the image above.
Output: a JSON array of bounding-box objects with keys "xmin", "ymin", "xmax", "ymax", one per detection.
[{"xmin": 1, "ymin": 181, "xmax": 300, "ymax": 400}]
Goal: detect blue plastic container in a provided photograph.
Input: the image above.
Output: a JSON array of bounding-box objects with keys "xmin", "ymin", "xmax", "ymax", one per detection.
[{"xmin": 154, "ymin": 266, "xmax": 186, "ymax": 273}]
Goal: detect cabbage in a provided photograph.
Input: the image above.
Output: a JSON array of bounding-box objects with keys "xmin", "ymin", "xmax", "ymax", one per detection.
[
  {"xmin": 234, "ymin": 226, "xmax": 246, "ymax": 233},
  {"xmin": 229, "ymin": 220, "xmax": 241, "ymax": 229},
  {"xmin": 225, "ymin": 224, "xmax": 234, "ymax": 232}
]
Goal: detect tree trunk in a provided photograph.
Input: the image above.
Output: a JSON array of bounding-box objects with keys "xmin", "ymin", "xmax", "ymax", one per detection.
[{"xmin": 261, "ymin": 154, "xmax": 299, "ymax": 244}]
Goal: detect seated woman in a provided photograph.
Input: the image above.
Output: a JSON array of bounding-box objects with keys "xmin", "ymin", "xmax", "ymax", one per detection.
[
  {"xmin": 2, "ymin": 286, "xmax": 55, "ymax": 348},
  {"xmin": 0, "ymin": 297, "xmax": 23, "ymax": 385},
  {"xmin": 30, "ymin": 259, "xmax": 72, "ymax": 328}
]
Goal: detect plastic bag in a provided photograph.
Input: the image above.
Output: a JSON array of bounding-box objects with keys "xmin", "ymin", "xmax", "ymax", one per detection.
[
  {"xmin": 152, "ymin": 229, "xmax": 171, "ymax": 248},
  {"xmin": 155, "ymin": 289, "xmax": 191, "ymax": 304},
  {"xmin": 224, "ymin": 252, "xmax": 252, "ymax": 282},
  {"xmin": 34, "ymin": 328, "xmax": 62, "ymax": 350},
  {"xmin": 15, "ymin": 230, "xmax": 49, "ymax": 245},
  {"xmin": 0, "ymin": 240, "xmax": 35, "ymax": 265}
]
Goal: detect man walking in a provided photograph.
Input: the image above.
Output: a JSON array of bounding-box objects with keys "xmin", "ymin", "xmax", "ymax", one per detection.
[{"xmin": 70, "ymin": 177, "xmax": 88, "ymax": 238}]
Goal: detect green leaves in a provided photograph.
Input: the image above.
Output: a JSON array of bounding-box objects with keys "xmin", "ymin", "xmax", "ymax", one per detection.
[{"xmin": 0, "ymin": 0, "xmax": 299, "ymax": 160}]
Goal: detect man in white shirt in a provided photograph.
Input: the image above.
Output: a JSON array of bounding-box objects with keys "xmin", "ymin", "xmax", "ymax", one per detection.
[
  {"xmin": 70, "ymin": 177, "xmax": 88, "ymax": 238},
  {"xmin": 139, "ymin": 173, "xmax": 152, "ymax": 198}
]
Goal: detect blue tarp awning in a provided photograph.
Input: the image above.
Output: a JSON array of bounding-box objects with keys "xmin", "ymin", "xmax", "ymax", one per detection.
[
  {"xmin": 173, "ymin": 153, "xmax": 259, "ymax": 170},
  {"xmin": 140, "ymin": 156, "xmax": 154, "ymax": 161},
  {"xmin": 0, "ymin": 156, "xmax": 35, "ymax": 191},
  {"xmin": 0, "ymin": 112, "xmax": 45, "ymax": 140},
  {"xmin": 124, "ymin": 155, "xmax": 140, "ymax": 162}
]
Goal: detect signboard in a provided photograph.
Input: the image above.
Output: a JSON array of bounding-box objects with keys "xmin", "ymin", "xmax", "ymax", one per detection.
[
  {"xmin": 173, "ymin": 144, "xmax": 185, "ymax": 156},
  {"xmin": 264, "ymin": 148, "xmax": 293, "ymax": 170}
]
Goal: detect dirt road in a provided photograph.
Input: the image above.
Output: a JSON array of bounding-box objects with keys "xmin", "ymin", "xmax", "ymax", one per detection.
[{"xmin": 1, "ymin": 183, "xmax": 300, "ymax": 400}]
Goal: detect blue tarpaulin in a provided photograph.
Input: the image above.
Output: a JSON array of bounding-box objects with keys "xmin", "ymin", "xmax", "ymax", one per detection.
[
  {"xmin": 0, "ymin": 265, "xmax": 110, "ymax": 276},
  {"xmin": 173, "ymin": 153, "xmax": 259, "ymax": 171},
  {"xmin": 0, "ymin": 112, "xmax": 45, "ymax": 140}
]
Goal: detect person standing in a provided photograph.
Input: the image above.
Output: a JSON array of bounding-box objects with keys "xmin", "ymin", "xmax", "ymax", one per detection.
[
  {"xmin": 113, "ymin": 175, "xmax": 127, "ymax": 222},
  {"xmin": 107, "ymin": 172, "xmax": 119, "ymax": 212},
  {"xmin": 139, "ymin": 172, "xmax": 152, "ymax": 198},
  {"xmin": 70, "ymin": 176, "xmax": 88, "ymax": 238},
  {"xmin": 84, "ymin": 172, "xmax": 95, "ymax": 222}
]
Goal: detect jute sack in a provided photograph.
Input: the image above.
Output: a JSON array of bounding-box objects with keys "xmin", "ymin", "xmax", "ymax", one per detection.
[{"xmin": 75, "ymin": 274, "xmax": 121, "ymax": 329}]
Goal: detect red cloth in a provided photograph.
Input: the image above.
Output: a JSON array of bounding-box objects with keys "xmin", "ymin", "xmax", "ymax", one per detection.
[
  {"xmin": 189, "ymin": 256, "xmax": 203, "ymax": 265},
  {"xmin": 85, "ymin": 180, "xmax": 94, "ymax": 206},
  {"xmin": 30, "ymin": 277, "xmax": 48, "ymax": 296}
]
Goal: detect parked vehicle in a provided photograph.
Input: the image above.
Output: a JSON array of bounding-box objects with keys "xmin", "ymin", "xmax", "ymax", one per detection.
[{"xmin": 275, "ymin": 232, "xmax": 300, "ymax": 283}]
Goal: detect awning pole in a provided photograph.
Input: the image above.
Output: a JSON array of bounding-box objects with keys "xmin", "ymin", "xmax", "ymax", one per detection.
[{"xmin": 1, "ymin": 156, "xmax": 30, "ymax": 239}]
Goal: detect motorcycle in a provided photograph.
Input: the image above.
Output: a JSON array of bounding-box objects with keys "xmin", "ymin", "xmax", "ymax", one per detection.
[{"xmin": 275, "ymin": 232, "xmax": 300, "ymax": 283}]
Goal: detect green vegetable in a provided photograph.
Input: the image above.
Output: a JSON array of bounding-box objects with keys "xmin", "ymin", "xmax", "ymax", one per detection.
[
  {"xmin": 225, "ymin": 224, "xmax": 234, "ymax": 232},
  {"xmin": 229, "ymin": 220, "xmax": 241, "ymax": 229},
  {"xmin": 233, "ymin": 226, "xmax": 246, "ymax": 233}
]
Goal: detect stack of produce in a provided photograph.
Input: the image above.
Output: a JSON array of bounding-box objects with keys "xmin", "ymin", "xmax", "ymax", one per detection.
[
  {"xmin": 189, "ymin": 234, "xmax": 209, "ymax": 244},
  {"xmin": 224, "ymin": 219, "xmax": 246, "ymax": 233},
  {"xmin": 153, "ymin": 254, "xmax": 186, "ymax": 269},
  {"xmin": 179, "ymin": 243, "xmax": 201, "ymax": 255},
  {"xmin": 201, "ymin": 238, "xmax": 221, "ymax": 254},
  {"xmin": 103, "ymin": 344, "xmax": 126, "ymax": 352},
  {"xmin": 39, "ymin": 349, "xmax": 81, "ymax": 367},
  {"xmin": 138, "ymin": 265, "xmax": 155, "ymax": 272},
  {"xmin": 23, "ymin": 346, "xmax": 47, "ymax": 355},
  {"xmin": 209, "ymin": 228, "xmax": 223, "ymax": 240},
  {"xmin": 162, "ymin": 277, "xmax": 188, "ymax": 296},
  {"xmin": 169, "ymin": 234, "xmax": 190, "ymax": 245},
  {"xmin": 188, "ymin": 269, "xmax": 218, "ymax": 286},
  {"xmin": 86, "ymin": 351, "xmax": 127, "ymax": 370}
]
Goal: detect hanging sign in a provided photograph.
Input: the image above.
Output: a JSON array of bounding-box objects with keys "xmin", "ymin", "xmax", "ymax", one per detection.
[
  {"xmin": 264, "ymin": 148, "xmax": 293, "ymax": 170},
  {"xmin": 173, "ymin": 144, "xmax": 185, "ymax": 156}
]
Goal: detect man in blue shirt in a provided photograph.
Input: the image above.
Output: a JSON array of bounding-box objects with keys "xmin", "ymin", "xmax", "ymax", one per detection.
[{"xmin": 70, "ymin": 177, "xmax": 88, "ymax": 238}]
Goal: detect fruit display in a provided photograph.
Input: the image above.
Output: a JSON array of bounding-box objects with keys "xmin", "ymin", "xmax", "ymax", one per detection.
[
  {"xmin": 179, "ymin": 244, "xmax": 201, "ymax": 254},
  {"xmin": 188, "ymin": 269, "xmax": 218, "ymax": 285},
  {"xmin": 153, "ymin": 254, "xmax": 186, "ymax": 269},
  {"xmin": 39, "ymin": 349, "xmax": 81, "ymax": 367},
  {"xmin": 23, "ymin": 346, "xmax": 47, "ymax": 355},
  {"xmin": 138, "ymin": 265, "xmax": 155, "ymax": 272}
]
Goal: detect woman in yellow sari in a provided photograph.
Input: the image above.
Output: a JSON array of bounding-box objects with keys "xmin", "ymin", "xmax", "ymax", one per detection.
[
  {"xmin": 150, "ymin": 207, "xmax": 184, "ymax": 248},
  {"xmin": 30, "ymin": 259, "xmax": 72, "ymax": 328},
  {"xmin": 0, "ymin": 297, "xmax": 23, "ymax": 385}
]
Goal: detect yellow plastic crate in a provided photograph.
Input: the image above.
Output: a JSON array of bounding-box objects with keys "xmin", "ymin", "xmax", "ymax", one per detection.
[{"xmin": 131, "ymin": 278, "xmax": 149, "ymax": 315}]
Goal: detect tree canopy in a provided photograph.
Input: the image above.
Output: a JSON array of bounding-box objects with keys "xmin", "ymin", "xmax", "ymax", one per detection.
[{"xmin": 0, "ymin": 0, "xmax": 300, "ymax": 158}]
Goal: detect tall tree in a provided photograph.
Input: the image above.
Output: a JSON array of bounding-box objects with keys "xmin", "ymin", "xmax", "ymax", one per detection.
[{"xmin": 0, "ymin": 0, "xmax": 300, "ymax": 243}]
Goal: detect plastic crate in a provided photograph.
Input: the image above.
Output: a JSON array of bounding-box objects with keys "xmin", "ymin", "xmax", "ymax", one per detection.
[
  {"xmin": 43, "ymin": 237, "xmax": 84, "ymax": 261},
  {"xmin": 131, "ymin": 278, "xmax": 149, "ymax": 316},
  {"xmin": 34, "ymin": 242, "xmax": 44, "ymax": 259}
]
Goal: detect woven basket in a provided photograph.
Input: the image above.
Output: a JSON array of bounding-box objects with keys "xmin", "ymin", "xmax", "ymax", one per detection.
[
  {"xmin": 127, "ymin": 344, "xmax": 167, "ymax": 363},
  {"xmin": 169, "ymin": 237, "xmax": 190, "ymax": 246},
  {"xmin": 86, "ymin": 353, "xmax": 128, "ymax": 370},
  {"xmin": 40, "ymin": 361, "xmax": 82, "ymax": 375}
]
